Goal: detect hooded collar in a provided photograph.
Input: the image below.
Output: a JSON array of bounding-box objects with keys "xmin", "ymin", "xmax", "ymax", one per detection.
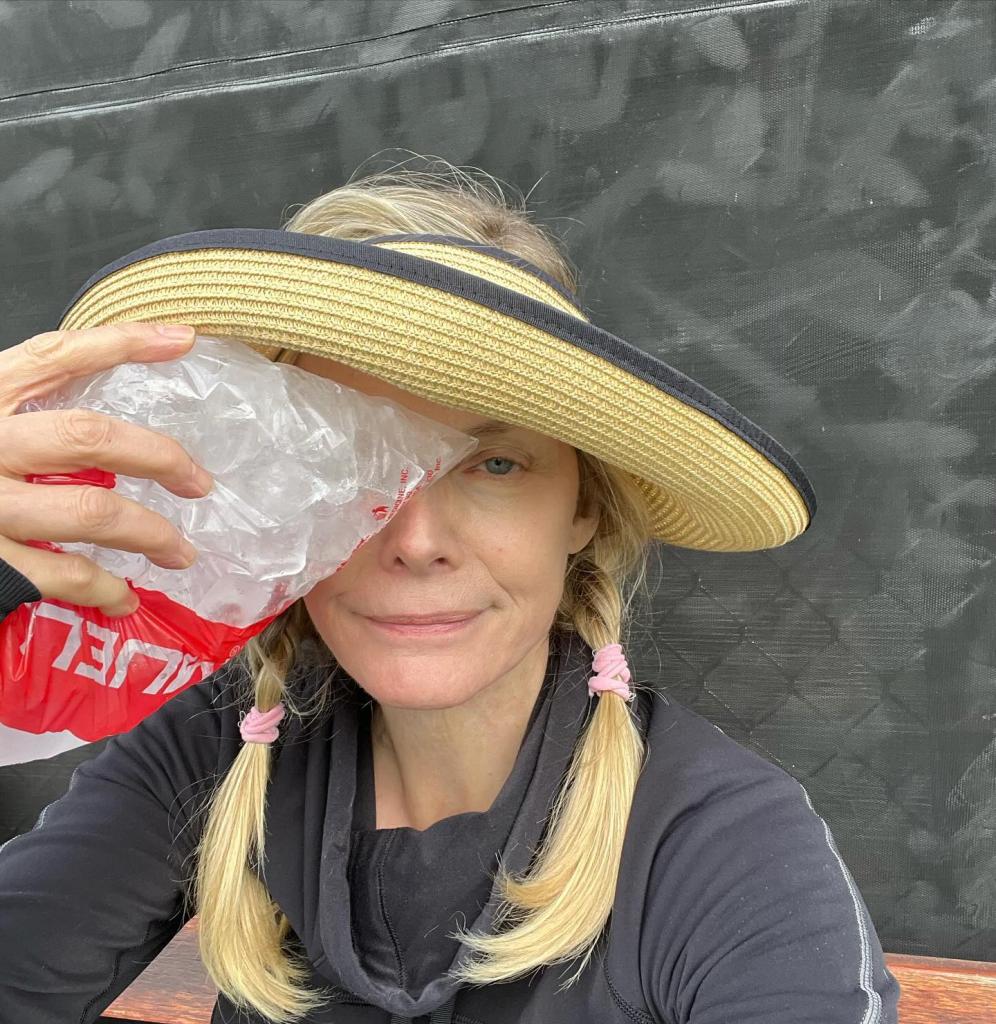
[{"xmin": 261, "ymin": 626, "xmax": 614, "ymax": 1020}]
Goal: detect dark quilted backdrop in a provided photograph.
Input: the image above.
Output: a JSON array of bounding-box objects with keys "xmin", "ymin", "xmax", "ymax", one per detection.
[{"xmin": 0, "ymin": 0, "xmax": 993, "ymax": 966}]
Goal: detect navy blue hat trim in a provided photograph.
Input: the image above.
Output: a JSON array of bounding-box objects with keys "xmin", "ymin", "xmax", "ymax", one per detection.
[{"xmin": 58, "ymin": 227, "xmax": 817, "ymax": 524}]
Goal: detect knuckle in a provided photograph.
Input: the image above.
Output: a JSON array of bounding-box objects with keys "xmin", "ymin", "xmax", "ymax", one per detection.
[
  {"xmin": 22, "ymin": 329, "xmax": 73, "ymax": 361},
  {"xmin": 105, "ymin": 322, "xmax": 138, "ymax": 344},
  {"xmin": 56, "ymin": 408, "xmax": 114, "ymax": 453},
  {"xmin": 74, "ymin": 485, "xmax": 119, "ymax": 531},
  {"xmin": 62, "ymin": 554, "xmax": 100, "ymax": 590}
]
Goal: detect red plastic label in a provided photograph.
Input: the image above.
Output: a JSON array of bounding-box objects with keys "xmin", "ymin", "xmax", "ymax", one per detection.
[{"xmin": 0, "ymin": 584, "xmax": 284, "ymax": 741}]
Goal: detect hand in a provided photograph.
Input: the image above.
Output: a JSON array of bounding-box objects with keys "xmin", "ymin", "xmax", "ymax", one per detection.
[{"xmin": 0, "ymin": 322, "xmax": 214, "ymax": 618}]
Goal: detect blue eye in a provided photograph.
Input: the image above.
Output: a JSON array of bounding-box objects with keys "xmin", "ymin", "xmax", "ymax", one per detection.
[{"xmin": 476, "ymin": 456, "xmax": 522, "ymax": 477}]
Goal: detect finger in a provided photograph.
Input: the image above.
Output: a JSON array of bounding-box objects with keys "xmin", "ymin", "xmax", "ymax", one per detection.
[
  {"xmin": 0, "ymin": 477, "xmax": 198, "ymax": 570},
  {"xmin": 0, "ymin": 408, "xmax": 213, "ymax": 499},
  {"xmin": 0, "ymin": 535, "xmax": 140, "ymax": 619},
  {"xmin": 0, "ymin": 321, "xmax": 196, "ymax": 417}
]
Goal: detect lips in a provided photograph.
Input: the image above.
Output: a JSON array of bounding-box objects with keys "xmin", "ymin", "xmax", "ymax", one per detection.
[{"xmin": 368, "ymin": 611, "xmax": 479, "ymax": 625}]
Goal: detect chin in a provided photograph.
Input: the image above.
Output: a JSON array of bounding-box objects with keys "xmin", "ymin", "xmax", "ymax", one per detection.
[
  {"xmin": 354, "ymin": 670, "xmax": 484, "ymax": 710},
  {"xmin": 364, "ymin": 688, "xmax": 481, "ymax": 712},
  {"xmin": 377, "ymin": 694, "xmax": 474, "ymax": 711}
]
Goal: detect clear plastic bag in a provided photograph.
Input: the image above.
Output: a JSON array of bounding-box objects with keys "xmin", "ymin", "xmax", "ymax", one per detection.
[{"xmin": 0, "ymin": 333, "xmax": 478, "ymax": 742}]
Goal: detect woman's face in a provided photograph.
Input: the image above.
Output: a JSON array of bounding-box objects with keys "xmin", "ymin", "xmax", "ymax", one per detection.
[{"xmin": 295, "ymin": 352, "xmax": 600, "ymax": 711}]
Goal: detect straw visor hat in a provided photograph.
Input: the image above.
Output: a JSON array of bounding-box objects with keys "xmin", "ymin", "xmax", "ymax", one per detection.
[{"xmin": 56, "ymin": 228, "xmax": 817, "ymax": 553}]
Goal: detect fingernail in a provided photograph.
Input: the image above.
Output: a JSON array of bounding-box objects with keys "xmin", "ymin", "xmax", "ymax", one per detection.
[
  {"xmin": 110, "ymin": 594, "xmax": 141, "ymax": 617},
  {"xmin": 189, "ymin": 464, "xmax": 214, "ymax": 494},
  {"xmin": 156, "ymin": 324, "xmax": 194, "ymax": 339}
]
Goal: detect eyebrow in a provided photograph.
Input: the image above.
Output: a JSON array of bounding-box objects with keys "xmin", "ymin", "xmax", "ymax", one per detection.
[{"xmin": 464, "ymin": 418, "xmax": 522, "ymax": 439}]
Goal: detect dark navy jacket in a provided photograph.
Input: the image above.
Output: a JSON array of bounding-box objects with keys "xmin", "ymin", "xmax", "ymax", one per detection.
[{"xmin": 0, "ymin": 627, "xmax": 901, "ymax": 1023}]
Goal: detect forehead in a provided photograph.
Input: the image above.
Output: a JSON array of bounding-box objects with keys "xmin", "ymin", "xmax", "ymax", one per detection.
[{"xmin": 293, "ymin": 351, "xmax": 550, "ymax": 445}]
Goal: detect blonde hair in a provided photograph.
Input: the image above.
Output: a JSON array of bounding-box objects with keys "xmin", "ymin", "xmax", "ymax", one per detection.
[{"xmin": 184, "ymin": 152, "xmax": 656, "ymax": 1021}]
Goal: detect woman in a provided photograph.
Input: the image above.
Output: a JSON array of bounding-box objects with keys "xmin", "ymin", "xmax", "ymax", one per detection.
[{"xmin": 0, "ymin": 160, "xmax": 900, "ymax": 1023}]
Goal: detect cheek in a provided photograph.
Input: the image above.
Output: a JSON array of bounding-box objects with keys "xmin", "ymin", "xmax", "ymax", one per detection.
[
  {"xmin": 300, "ymin": 562, "xmax": 357, "ymax": 643},
  {"xmin": 487, "ymin": 522, "xmax": 574, "ymax": 609}
]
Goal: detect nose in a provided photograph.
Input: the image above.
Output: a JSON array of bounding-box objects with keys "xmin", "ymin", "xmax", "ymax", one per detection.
[
  {"xmin": 376, "ymin": 474, "xmax": 459, "ymax": 569},
  {"xmin": 390, "ymin": 473, "xmax": 451, "ymax": 527}
]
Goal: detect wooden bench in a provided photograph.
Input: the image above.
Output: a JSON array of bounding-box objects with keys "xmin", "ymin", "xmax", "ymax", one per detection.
[{"xmin": 102, "ymin": 918, "xmax": 996, "ymax": 1023}]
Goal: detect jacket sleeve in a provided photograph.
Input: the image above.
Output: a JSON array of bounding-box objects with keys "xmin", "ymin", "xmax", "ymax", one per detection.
[
  {"xmin": 0, "ymin": 660, "xmax": 246, "ymax": 1024},
  {"xmin": 644, "ymin": 763, "xmax": 902, "ymax": 1024}
]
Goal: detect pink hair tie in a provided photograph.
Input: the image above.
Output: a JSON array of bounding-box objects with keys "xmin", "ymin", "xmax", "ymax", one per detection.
[
  {"xmin": 239, "ymin": 702, "xmax": 286, "ymax": 745},
  {"xmin": 588, "ymin": 643, "xmax": 634, "ymax": 702}
]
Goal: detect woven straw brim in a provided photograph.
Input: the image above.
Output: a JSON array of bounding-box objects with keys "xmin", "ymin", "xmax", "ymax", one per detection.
[{"xmin": 57, "ymin": 231, "xmax": 815, "ymax": 552}]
